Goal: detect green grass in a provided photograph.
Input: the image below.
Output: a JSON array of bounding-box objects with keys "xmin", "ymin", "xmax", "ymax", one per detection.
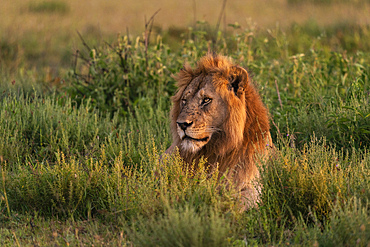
[
  {"xmin": 0, "ymin": 16, "xmax": 370, "ymax": 246},
  {"xmin": 28, "ymin": 1, "xmax": 70, "ymax": 14}
]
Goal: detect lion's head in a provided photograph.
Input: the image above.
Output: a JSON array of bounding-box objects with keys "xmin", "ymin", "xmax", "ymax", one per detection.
[{"xmin": 167, "ymin": 54, "xmax": 271, "ymax": 204}]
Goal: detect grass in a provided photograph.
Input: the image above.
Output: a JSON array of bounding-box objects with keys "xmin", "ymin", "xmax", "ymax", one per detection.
[
  {"xmin": 0, "ymin": 1, "xmax": 370, "ymax": 246},
  {"xmin": 28, "ymin": 1, "xmax": 70, "ymax": 14},
  {"xmin": 1, "ymin": 0, "xmax": 370, "ymax": 77}
]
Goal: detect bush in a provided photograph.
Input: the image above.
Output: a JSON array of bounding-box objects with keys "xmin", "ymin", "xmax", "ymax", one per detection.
[
  {"xmin": 260, "ymin": 137, "xmax": 370, "ymax": 223},
  {"xmin": 68, "ymin": 35, "xmax": 180, "ymax": 117},
  {"xmin": 293, "ymin": 197, "xmax": 370, "ymax": 246}
]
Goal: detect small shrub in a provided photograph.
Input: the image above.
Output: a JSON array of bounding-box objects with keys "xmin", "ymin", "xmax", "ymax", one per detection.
[
  {"xmin": 293, "ymin": 197, "xmax": 370, "ymax": 246},
  {"xmin": 318, "ymin": 197, "xmax": 370, "ymax": 246},
  {"xmin": 260, "ymin": 137, "xmax": 369, "ymax": 223},
  {"xmin": 28, "ymin": 1, "xmax": 69, "ymax": 14},
  {"xmin": 68, "ymin": 35, "xmax": 179, "ymax": 117},
  {"xmin": 0, "ymin": 39, "xmax": 23, "ymax": 72}
]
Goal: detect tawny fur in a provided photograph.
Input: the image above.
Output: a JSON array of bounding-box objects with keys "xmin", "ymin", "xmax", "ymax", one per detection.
[{"xmin": 166, "ymin": 54, "xmax": 272, "ymax": 207}]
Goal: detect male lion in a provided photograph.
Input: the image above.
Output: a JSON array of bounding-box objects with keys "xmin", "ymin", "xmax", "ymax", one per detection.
[{"xmin": 165, "ymin": 53, "xmax": 272, "ymax": 207}]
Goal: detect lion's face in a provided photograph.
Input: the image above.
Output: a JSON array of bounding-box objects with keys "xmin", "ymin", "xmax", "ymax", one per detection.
[
  {"xmin": 170, "ymin": 54, "xmax": 269, "ymax": 158},
  {"xmin": 176, "ymin": 75, "xmax": 227, "ymax": 153}
]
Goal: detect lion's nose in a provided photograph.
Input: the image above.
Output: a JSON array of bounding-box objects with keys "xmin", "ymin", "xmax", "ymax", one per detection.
[{"xmin": 177, "ymin": 121, "xmax": 193, "ymax": 131}]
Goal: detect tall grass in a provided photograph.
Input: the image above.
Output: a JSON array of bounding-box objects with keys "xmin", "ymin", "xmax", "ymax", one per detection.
[
  {"xmin": 0, "ymin": 20, "xmax": 369, "ymax": 246},
  {"xmin": 68, "ymin": 23, "xmax": 370, "ymax": 150}
]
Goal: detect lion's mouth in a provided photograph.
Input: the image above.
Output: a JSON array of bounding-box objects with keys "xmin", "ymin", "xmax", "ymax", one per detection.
[{"xmin": 183, "ymin": 135, "xmax": 209, "ymax": 142}]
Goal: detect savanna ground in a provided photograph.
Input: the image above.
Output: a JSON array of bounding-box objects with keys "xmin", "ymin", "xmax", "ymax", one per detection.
[{"xmin": 0, "ymin": 0, "xmax": 370, "ymax": 246}]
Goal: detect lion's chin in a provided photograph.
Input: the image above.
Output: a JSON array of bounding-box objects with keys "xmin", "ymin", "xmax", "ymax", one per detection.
[{"xmin": 180, "ymin": 136, "xmax": 209, "ymax": 153}]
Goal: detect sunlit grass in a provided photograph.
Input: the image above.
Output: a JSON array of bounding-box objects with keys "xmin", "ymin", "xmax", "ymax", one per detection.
[
  {"xmin": 1, "ymin": 0, "xmax": 370, "ymax": 76},
  {"xmin": 0, "ymin": 1, "xmax": 369, "ymax": 245}
]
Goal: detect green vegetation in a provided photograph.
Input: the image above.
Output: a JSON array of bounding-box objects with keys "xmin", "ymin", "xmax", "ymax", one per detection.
[
  {"xmin": 28, "ymin": 1, "xmax": 70, "ymax": 14},
  {"xmin": 1, "ymin": 6, "xmax": 370, "ymax": 246}
]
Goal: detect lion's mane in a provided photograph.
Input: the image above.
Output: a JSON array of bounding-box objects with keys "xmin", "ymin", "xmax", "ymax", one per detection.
[{"xmin": 168, "ymin": 54, "xmax": 272, "ymax": 205}]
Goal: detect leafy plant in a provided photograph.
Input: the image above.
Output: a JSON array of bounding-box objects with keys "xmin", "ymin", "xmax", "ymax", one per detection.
[{"xmin": 68, "ymin": 34, "xmax": 179, "ymax": 117}]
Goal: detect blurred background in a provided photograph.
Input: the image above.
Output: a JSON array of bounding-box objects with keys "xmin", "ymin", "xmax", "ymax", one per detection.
[{"xmin": 1, "ymin": 0, "xmax": 370, "ymax": 75}]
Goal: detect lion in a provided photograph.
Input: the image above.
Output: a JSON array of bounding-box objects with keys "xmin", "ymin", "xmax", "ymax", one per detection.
[{"xmin": 165, "ymin": 53, "xmax": 272, "ymax": 208}]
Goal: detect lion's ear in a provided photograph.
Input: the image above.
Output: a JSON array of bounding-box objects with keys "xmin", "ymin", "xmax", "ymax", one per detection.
[{"xmin": 228, "ymin": 66, "xmax": 249, "ymax": 96}]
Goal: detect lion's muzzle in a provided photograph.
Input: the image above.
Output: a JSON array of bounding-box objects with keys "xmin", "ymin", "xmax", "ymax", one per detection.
[
  {"xmin": 176, "ymin": 120, "xmax": 211, "ymax": 152},
  {"xmin": 177, "ymin": 121, "xmax": 193, "ymax": 131}
]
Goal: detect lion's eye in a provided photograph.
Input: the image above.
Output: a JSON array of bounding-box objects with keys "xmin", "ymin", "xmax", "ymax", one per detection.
[{"xmin": 202, "ymin": 97, "xmax": 212, "ymax": 105}]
